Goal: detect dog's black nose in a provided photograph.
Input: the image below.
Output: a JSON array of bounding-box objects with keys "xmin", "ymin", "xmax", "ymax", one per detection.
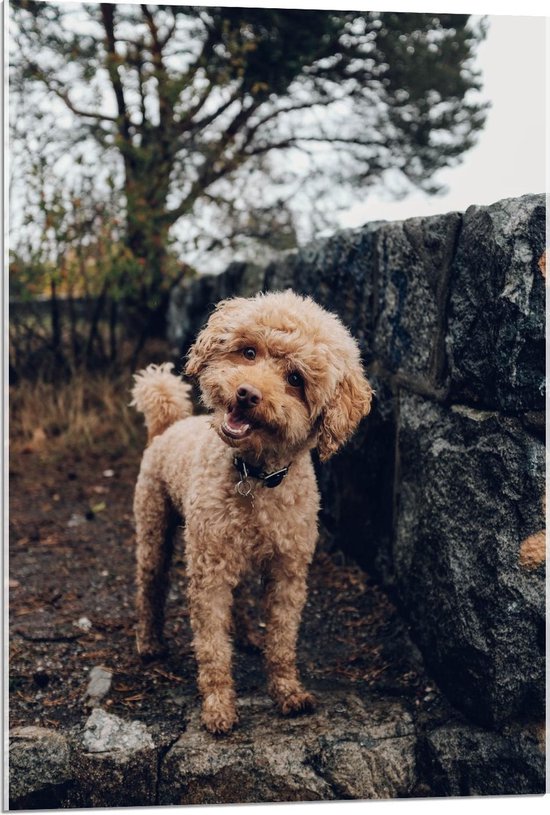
[{"xmin": 236, "ymin": 383, "xmax": 262, "ymax": 408}]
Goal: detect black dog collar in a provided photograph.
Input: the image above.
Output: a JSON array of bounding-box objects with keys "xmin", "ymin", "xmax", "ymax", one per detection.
[{"xmin": 233, "ymin": 457, "xmax": 289, "ymax": 489}]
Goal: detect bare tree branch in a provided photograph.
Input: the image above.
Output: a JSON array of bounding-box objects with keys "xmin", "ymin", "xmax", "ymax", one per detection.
[
  {"xmin": 184, "ymin": 86, "xmax": 242, "ymax": 136},
  {"xmin": 140, "ymin": 4, "xmax": 173, "ymax": 130},
  {"xmin": 100, "ymin": 3, "xmax": 131, "ymax": 141},
  {"xmin": 166, "ymin": 99, "xmax": 262, "ymax": 224},
  {"xmin": 50, "ymin": 83, "xmax": 117, "ymax": 123}
]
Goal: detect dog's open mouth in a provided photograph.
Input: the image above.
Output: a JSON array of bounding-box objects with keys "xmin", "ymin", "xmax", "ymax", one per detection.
[{"xmin": 221, "ymin": 408, "xmax": 254, "ymax": 440}]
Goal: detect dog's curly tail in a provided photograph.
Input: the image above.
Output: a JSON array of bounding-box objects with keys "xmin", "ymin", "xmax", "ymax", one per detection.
[{"xmin": 131, "ymin": 362, "xmax": 193, "ymax": 443}]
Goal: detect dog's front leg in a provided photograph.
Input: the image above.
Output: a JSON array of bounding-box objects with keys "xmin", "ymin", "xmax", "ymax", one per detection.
[
  {"xmin": 187, "ymin": 565, "xmax": 239, "ymax": 735},
  {"xmin": 263, "ymin": 559, "xmax": 315, "ymax": 715}
]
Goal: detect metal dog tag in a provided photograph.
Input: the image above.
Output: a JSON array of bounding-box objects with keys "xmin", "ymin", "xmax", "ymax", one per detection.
[{"xmin": 236, "ymin": 477, "xmax": 253, "ymax": 497}]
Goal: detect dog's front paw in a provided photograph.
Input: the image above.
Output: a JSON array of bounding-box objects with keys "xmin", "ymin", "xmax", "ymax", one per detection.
[
  {"xmin": 269, "ymin": 679, "xmax": 316, "ymax": 716},
  {"xmin": 201, "ymin": 690, "xmax": 238, "ymax": 735}
]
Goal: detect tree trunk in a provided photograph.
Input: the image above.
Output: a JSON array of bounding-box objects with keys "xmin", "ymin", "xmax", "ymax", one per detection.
[
  {"xmin": 49, "ymin": 276, "xmax": 62, "ymax": 356},
  {"xmin": 125, "ymin": 169, "xmax": 172, "ymax": 340},
  {"xmin": 109, "ymin": 298, "xmax": 118, "ymax": 363},
  {"xmin": 67, "ymin": 290, "xmax": 80, "ymax": 365},
  {"xmin": 85, "ymin": 281, "xmax": 108, "ymax": 367}
]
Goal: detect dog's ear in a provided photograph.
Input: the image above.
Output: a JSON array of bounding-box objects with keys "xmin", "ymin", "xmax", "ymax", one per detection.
[
  {"xmin": 185, "ymin": 321, "xmax": 219, "ymax": 378},
  {"xmin": 185, "ymin": 299, "xmax": 240, "ymax": 378},
  {"xmin": 317, "ymin": 366, "xmax": 373, "ymax": 462}
]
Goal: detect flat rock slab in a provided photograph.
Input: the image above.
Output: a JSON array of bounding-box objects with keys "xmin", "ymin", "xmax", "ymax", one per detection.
[
  {"xmin": 9, "ymin": 695, "xmax": 418, "ymax": 808},
  {"xmin": 10, "ymin": 695, "xmax": 545, "ymax": 808},
  {"xmin": 159, "ymin": 692, "xmax": 416, "ymax": 804}
]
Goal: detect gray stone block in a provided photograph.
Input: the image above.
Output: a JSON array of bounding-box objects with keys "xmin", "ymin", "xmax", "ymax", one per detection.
[
  {"xmin": 394, "ymin": 392, "xmax": 545, "ymax": 727},
  {"xmin": 372, "ymin": 212, "xmax": 461, "ymax": 384},
  {"xmin": 446, "ymin": 194, "xmax": 546, "ymax": 411},
  {"xmin": 421, "ymin": 722, "xmax": 546, "ymax": 796},
  {"xmin": 313, "ymin": 697, "xmax": 416, "ymax": 799},
  {"xmin": 9, "ymin": 727, "xmax": 71, "ymax": 807}
]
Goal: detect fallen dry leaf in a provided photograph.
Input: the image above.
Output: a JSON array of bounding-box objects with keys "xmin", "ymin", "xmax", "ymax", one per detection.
[{"xmin": 40, "ymin": 534, "xmax": 62, "ymax": 547}]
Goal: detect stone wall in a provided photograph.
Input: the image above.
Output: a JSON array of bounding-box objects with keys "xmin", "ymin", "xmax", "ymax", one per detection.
[{"xmin": 168, "ymin": 194, "xmax": 546, "ymax": 737}]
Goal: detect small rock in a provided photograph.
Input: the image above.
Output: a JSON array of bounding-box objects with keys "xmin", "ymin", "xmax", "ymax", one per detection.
[
  {"xmin": 67, "ymin": 513, "xmax": 85, "ymax": 528},
  {"xmin": 83, "ymin": 666, "xmax": 113, "ymax": 706},
  {"xmin": 102, "ymin": 469, "xmax": 115, "ymax": 478},
  {"xmin": 75, "ymin": 617, "xmax": 92, "ymax": 632},
  {"xmin": 81, "ymin": 709, "xmax": 154, "ymax": 754}
]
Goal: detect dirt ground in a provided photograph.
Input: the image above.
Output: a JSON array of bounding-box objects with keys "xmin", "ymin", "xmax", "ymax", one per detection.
[{"xmin": 9, "ymin": 426, "xmax": 451, "ymax": 737}]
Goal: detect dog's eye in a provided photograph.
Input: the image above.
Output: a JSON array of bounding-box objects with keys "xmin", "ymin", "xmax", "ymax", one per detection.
[
  {"xmin": 242, "ymin": 347, "xmax": 256, "ymax": 361},
  {"xmin": 287, "ymin": 371, "xmax": 303, "ymax": 388}
]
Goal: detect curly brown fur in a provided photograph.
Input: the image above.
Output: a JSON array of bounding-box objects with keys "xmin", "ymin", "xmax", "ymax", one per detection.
[{"xmin": 132, "ymin": 290, "xmax": 372, "ymax": 734}]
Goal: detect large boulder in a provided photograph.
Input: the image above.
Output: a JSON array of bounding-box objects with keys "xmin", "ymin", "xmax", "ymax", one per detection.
[
  {"xmin": 394, "ymin": 393, "xmax": 545, "ymax": 727},
  {"xmin": 314, "ymin": 373, "xmax": 398, "ymax": 583},
  {"xmin": 167, "ymin": 261, "xmax": 266, "ymax": 353}
]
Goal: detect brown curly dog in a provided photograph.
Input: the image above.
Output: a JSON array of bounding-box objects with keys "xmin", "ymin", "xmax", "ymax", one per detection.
[{"xmin": 131, "ymin": 290, "xmax": 372, "ymax": 734}]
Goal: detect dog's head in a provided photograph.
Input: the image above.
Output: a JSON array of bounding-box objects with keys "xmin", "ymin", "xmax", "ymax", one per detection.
[{"xmin": 185, "ymin": 291, "xmax": 372, "ymax": 462}]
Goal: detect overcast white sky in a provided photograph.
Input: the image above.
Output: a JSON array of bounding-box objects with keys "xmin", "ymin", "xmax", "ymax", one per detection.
[
  {"xmin": 6, "ymin": 0, "xmax": 548, "ymax": 246},
  {"xmin": 338, "ymin": 12, "xmax": 547, "ymax": 227}
]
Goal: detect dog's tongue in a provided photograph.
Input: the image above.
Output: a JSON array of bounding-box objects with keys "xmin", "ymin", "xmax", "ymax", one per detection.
[{"xmin": 222, "ymin": 408, "xmax": 251, "ymax": 439}]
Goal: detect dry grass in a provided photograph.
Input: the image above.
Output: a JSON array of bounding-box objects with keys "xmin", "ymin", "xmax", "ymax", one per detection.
[{"xmin": 9, "ymin": 371, "xmax": 145, "ymax": 457}]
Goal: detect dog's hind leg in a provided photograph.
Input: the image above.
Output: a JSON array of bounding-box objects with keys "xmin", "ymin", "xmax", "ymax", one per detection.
[{"xmin": 134, "ymin": 473, "xmax": 178, "ymax": 660}]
